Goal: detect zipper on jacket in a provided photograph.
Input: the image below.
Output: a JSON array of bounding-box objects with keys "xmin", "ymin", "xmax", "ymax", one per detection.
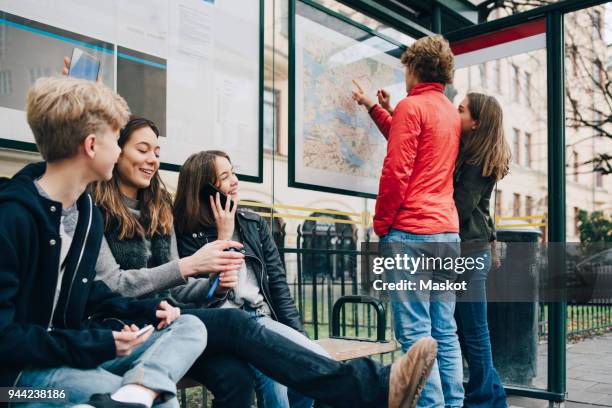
[
  {"xmin": 46, "ymin": 250, "xmax": 62, "ymax": 330},
  {"xmin": 63, "ymin": 195, "xmax": 93, "ymax": 327},
  {"xmin": 245, "ymin": 253, "xmax": 278, "ymax": 321}
]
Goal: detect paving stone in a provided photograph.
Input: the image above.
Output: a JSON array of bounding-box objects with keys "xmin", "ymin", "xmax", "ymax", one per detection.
[
  {"xmin": 567, "ymin": 390, "xmax": 610, "ymax": 404},
  {"xmin": 567, "ymin": 379, "xmax": 598, "ymax": 392},
  {"xmin": 587, "ymin": 383, "xmax": 612, "ymax": 394}
]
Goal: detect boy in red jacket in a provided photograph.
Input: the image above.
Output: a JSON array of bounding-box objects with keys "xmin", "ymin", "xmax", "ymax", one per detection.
[{"xmin": 353, "ymin": 36, "xmax": 464, "ymax": 408}]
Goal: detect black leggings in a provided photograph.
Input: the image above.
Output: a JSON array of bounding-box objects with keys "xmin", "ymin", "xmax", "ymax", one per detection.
[{"xmin": 183, "ymin": 308, "xmax": 390, "ymax": 408}]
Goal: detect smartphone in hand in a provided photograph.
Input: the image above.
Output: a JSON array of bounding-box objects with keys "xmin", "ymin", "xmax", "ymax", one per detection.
[
  {"xmin": 200, "ymin": 182, "xmax": 234, "ymax": 211},
  {"xmin": 135, "ymin": 324, "xmax": 154, "ymax": 338},
  {"xmin": 68, "ymin": 48, "xmax": 100, "ymax": 81}
]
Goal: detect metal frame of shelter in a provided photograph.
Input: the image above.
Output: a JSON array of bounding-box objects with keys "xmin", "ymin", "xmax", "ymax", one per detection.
[{"xmin": 290, "ymin": 0, "xmax": 609, "ymax": 405}]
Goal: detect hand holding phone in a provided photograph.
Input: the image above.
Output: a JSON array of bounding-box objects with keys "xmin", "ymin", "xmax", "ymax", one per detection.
[
  {"xmin": 68, "ymin": 48, "xmax": 100, "ymax": 81},
  {"xmin": 135, "ymin": 324, "xmax": 154, "ymax": 338},
  {"xmin": 112, "ymin": 324, "xmax": 152, "ymax": 357},
  {"xmin": 200, "ymin": 182, "xmax": 233, "ymax": 211},
  {"xmin": 202, "ymin": 182, "xmax": 237, "ymax": 240}
]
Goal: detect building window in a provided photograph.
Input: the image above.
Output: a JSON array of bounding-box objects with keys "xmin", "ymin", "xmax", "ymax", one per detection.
[
  {"xmin": 0, "ymin": 25, "xmax": 5, "ymax": 59},
  {"xmin": 574, "ymin": 207, "xmax": 580, "ymax": 237},
  {"xmin": 569, "ymin": 44, "xmax": 578, "ymax": 77},
  {"xmin": 524, "ymin": 72, "xmax": 532, "ymax": 106},
  {"xmin": 512, "ymin": 128, "xmax": 520, "ymax": 165},
  {"xmin": 513, "ymin": 193, "xmax": 521, "ymax": 217},
  {"xmin": 0, "ymin": 70, "xmax": 12, "ymax": 96},
  {"xmin": 479, "ymin": 63, "xmax": 487, "ymax": 89},
  {"xmin": 593, "ymin": 61, "xmax": 602, "ymax": 85},
  {"xmin": 595, "ymin": 170, "xmax": 603, "ymax": 188},
  {"xmin": 263, "ymin": 88, "xmax": 280, "ymax": 154},
  {"xmin": 573, "ymin": 151, "xmax": 579, "ymax": 182},
  {"xmin": 524, "ymin": 132, "xmax": 532, "ymax": 168},
  {"xmin": 511, "ymin": 64, "xmax": 520, "ymax": 102},
  {"xmin": 525, "ymin": 196, "xmax": 534, "ymax": 216},
  {"xmin": 592, "ymin": 10, "xmax": 602, "ymax": 39},
  {"xmin": 593, "ymin": 109, "xmax": 602, "ymax": 128},
  {"xmin": 495, "ymin": 189, "xmax": 502, "ymax": 218},
  {"xmin": 492, "ymin": 60, "xmax": 501, "ymax": 93}
]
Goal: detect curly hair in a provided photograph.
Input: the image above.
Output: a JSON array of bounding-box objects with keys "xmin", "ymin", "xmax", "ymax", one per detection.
[{"xmin": 400, "ymin": 35, "xmax": 455, "ymax": 84}]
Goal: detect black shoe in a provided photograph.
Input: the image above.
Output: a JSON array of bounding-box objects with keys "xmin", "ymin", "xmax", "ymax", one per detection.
[{"xmin": 86, "ymin": 394, "xmax": 148, "ymax": 408}]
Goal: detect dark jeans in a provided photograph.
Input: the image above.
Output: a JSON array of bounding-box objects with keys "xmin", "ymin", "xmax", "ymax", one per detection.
[
  {"xmin": 187, "ymin": 353, "xmax": 255, "ymax": 408},
  {"xmin": 455, "ymin": 249, "xmax": 507, "ymax": 408},
  {"xmin": 183, "ymin": 308, "xmax": 390, "ymax": 408}
]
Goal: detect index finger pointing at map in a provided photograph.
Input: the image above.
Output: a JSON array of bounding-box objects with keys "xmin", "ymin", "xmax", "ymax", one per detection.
[{"xmin": 352, "ymin": 79, "xmax": 364, "ymax": 93}]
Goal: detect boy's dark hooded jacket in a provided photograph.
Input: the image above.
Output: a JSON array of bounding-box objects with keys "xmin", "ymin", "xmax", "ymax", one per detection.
[{"xmin": 0, "ymin": 162, "xmax": 160, "ymax": 387}]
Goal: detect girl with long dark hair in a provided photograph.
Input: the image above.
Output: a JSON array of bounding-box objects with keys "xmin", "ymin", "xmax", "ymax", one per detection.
[{"xmin": 454, "ymin": 93, "xmax": 511, "ymax": 408}]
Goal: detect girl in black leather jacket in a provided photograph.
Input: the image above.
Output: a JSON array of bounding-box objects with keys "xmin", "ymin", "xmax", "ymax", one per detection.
[{"xmin": 174, "ymin": 150, "xmax": 330, "ymax": 408}]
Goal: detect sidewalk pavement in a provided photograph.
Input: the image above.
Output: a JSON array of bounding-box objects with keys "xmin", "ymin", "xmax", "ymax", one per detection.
[{"xmin": 508, "ymin": 331, "xmax": 612, "ymax": 407}]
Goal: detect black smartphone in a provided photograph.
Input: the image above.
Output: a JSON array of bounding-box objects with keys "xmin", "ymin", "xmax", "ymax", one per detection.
[
  {"xmin": 68, "ymin": 48, "xmax": 100, "ymax": 81},
  {"xmin": 200, "ymin": 182, "xmax": 234, "ymax": 210}
]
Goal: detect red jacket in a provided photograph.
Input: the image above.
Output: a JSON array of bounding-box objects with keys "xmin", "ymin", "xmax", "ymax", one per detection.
[{"xmin": 371, "ymin": 82, "xmax": 461, "ymax": 237}]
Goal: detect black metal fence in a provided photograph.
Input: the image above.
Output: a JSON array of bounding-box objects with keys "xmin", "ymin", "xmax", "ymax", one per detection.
[
  {"xmin": 179, "ymin": 223, "xmax": 612, "ymax": 406},
  {"xmin": 277, "ymin": 225, "xmax": 612, "ymax": 343}
]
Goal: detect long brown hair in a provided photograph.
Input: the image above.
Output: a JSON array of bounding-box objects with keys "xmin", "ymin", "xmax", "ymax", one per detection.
[
  {"xmin": 174, "ymin": 150, "xmax": 231, "ymax": 235},
  {"xmin": 91, "ymin": 117, "xmax": 173, "ymax": 239},
  {"xmin": 457, "ymin": 93, "xmax": 511, "ymax": 181}
]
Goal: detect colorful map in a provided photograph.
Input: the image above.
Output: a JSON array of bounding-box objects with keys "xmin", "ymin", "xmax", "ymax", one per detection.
[{"xmin": 300, "ymin": 31, "xmax": 405, "ymax": 180}]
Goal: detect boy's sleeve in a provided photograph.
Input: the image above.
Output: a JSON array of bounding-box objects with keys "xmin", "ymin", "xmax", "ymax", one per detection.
[
  {"xmin": 369, "ymin": 104, "xmax": 394, "ymax": 139},
  {"xmin": 86, "ymin": 279, "xmax": 161, "ymax": 325},
  {"xmin": 373, "ymin": 100, "xmax": 421, "ymax": 237},
  {"xmin": 0, "ymin": 209, "xmax": 116, "ymax": 369}
]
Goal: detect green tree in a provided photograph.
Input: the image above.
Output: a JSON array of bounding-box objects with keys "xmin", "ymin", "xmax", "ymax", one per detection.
[{"xmin": 578, "ymin": 210, "xmax": 612, "ymax": 243}]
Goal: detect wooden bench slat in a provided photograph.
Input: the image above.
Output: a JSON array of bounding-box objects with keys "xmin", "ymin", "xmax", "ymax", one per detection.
[{"xmin": 315, "ymin": 338, "xmax": 397, "ymax": 361}]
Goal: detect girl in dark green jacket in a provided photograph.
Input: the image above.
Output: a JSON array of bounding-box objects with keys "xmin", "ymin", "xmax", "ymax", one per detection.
[{"xmin": 454, "ymin": 93, "xmax": 511, "ymax": 408}]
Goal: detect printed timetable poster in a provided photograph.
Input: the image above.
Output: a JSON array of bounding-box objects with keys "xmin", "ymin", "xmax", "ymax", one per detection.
[{"xmin": 0, "ymin": 0, "xmax": 262, "ymax": 180}]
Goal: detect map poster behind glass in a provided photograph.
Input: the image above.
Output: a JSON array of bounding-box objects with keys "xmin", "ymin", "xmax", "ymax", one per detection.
[{"xmin": 290, "ymin": 0, "xmax": 406, "ymax": 198}]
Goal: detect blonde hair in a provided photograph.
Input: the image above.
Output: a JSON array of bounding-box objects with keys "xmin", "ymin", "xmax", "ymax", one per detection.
[
  {"xmin": 401, "ymin": 35, "xmax": 455, "ymax": 84},
  {"xmin": 26, "ymin": 76, "xmax": 130, "ymax": 162},
  {"xmin": 458, "ymin": 93, "xmax": 511, "ymax": 181}
]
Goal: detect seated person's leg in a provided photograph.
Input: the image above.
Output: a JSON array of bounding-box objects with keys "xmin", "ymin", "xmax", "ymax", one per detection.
[
  {"xmin": 253, "ymin": 368, "xmax": 290, "ymax": 408},
  {"xmin": 184, "ymin": 307, "xmax": 436, "ymax": 408},
  {"xmin": 15, "ymin": 316, "xmax": 205, "ymax": 408},
  {"xmin": 253, "ymin": 315, "xmax": 330, "ymax": 408},
  {"xmin": 16, "ymin": 366, "xmax": 122, "ymax": 407},
  {"xmin": 99, "ymin": 314, "xmax": 207, "ymax": 406},
  {"xmin": 187, "ymin": 352, "xmax": 255, "ymax": 408}
]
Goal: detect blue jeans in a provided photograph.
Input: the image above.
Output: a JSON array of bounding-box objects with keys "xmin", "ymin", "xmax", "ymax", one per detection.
[
  {"xmin": 16, "ymin": 315, "xmax": 207, "ymax": 407},
  {"xmin": 244, "ymin": 308, "xmax": 330, "ymax": 408},
  {"xmin": 455, "ymin": 249, "xmax": 507, "ymax": 408},
  {"xmin": 381, "ymin": 229, "xmax": 464, "ymax": 408}
]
